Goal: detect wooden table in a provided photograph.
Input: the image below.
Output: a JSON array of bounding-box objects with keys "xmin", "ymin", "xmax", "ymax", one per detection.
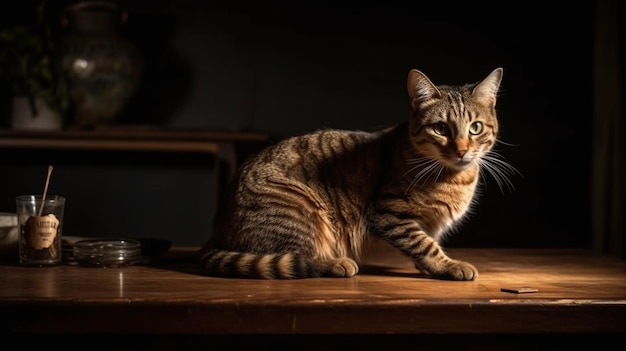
[{"xmin": 0, "ymin": 246, "xmax": 624, "ymax": 349}]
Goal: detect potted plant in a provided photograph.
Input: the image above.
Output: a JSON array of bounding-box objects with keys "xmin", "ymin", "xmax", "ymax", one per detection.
[{"xmin": 0, "ymin": 0, "xmax": 69, "ymax": 130}]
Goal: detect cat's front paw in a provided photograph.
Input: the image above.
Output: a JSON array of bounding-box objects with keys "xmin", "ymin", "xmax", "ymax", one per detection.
[
  {"xmin": 417, "ymin": 259, "xmax": 478, "ymax": 281},
  {"xmin": 438, "ymin": 260, "xmax": 478, "ymax": 281}
]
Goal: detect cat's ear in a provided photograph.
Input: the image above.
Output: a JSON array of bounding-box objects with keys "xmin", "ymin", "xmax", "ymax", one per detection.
[
  {"xmin": 407, "ymin": 69, "xmax": 442, "ymax": 111},
  {"xmin": 472, "ymin": 67, "xmax": 503, "ymax": 106}
]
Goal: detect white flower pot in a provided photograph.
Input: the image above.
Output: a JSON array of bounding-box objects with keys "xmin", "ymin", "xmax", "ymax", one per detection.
[{"xmin": 12, "ymin": 97, "xmax": 63, "ymax": 131}]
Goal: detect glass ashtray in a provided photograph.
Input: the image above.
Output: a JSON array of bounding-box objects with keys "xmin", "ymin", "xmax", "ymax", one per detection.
[{"xmin": 73, "ymin": 238, "xmax": 142, "ymax": 268}]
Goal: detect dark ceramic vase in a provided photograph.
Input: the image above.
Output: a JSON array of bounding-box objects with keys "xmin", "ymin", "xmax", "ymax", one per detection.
[{"xmin": 59, "ymin": 0, "xmax": 143, "ymax": 127}]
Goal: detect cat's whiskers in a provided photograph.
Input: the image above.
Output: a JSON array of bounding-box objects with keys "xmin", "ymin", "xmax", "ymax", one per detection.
[
  {"xmin": 495, "ymin": 139, "xmax": 520, "ymax": 148},
  {"xmin": 403, "ymin": 157, "xmax": 445, "ymax": 194},
  {"xmin": 478, "ymin": 151, "xmax": 521, "ymax": 194}
]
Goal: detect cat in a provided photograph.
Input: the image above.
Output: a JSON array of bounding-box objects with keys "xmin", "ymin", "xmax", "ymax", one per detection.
[{"xmin": 199, "ymin": 67, "xmax": 517, "ymax": 280}]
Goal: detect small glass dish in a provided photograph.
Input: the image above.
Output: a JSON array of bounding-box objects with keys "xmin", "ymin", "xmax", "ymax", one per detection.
[{"xmin": 73, "ymin": 238, "xmax": 142, "ymax": 268}]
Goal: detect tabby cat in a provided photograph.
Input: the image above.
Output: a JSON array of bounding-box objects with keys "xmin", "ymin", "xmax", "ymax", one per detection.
[{"xmin": 199, "ymin": 67, "xmax": 516, "ymax": 280}]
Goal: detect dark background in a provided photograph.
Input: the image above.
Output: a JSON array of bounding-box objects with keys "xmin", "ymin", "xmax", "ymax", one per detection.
[{"xmin": 1, "ymin": 1, "xmax": 621, "ymax": 248}]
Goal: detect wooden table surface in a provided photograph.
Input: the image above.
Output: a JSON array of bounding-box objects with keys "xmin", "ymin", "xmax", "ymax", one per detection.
[{"xmin": 1, "ymin": 245, "xmax": 624, "ymax": 340}]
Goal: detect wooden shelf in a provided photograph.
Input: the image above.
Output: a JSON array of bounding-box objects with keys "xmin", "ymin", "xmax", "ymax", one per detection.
[
  {"xmin": 0, "ymin": 126, "xmax": 271, "ymax": 208},
  {"xmin": 0, "ymin": 127, "xmax": 270, "ymax": 153}
]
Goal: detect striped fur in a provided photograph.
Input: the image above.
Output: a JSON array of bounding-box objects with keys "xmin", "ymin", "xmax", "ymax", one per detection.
[{"xmin": 199, "ymin": 67, "xmax": 517, "ymax": 280}]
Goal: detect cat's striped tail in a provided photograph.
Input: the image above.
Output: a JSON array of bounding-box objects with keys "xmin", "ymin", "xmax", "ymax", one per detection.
[{"xmin": 199, "ymin": 249, "xmax": 319, "ymax": 279}]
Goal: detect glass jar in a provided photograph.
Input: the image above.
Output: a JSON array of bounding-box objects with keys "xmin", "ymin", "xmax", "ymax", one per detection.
[
  {"xmin": 16, "ymin": 195, "xmax": 66, "ymax": 266},
  {"xmin": 59, "ymin": 0, "xmax": 144, "ymax": 127}
]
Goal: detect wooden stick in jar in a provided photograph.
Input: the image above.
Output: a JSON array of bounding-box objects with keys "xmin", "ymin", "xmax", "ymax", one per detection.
[{"xmin": 38, "ymin": 165, "xmax": 53, "ymax": 216}]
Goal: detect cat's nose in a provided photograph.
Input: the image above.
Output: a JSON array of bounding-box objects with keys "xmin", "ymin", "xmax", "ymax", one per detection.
[{"xmin": 454, "ymin": 138, "xmax": 469, "ymax": 158}]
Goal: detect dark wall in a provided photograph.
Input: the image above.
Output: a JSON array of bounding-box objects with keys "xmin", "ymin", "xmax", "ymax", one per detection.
[{"xmin": 1, "ymin": 1, "xmax": 604, "ymax": 248}]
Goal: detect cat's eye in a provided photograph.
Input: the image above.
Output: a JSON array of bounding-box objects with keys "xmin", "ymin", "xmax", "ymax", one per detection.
[
  {"xmin": 469, "ymin": 121, "xmax": 483, "ymax": 135},
  {"xmin": 432, "ymin": 122, "xmax": 449, "ymax": 136}
]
